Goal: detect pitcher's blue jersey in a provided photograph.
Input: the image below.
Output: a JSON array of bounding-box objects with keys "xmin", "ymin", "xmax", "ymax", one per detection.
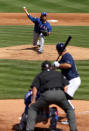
[
  {"xmin": 59, "ymin": 53, "xmax": 79, "ymax": 80},
  {"xmin": 27, "ymin": 14, "xmax": 52, "ymax": 33}
]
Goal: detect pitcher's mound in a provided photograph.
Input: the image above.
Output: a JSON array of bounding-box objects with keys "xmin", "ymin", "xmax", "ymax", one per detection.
[{"xmin": 0, "ymin": 45, "xmax": 89, "ymax": 60}]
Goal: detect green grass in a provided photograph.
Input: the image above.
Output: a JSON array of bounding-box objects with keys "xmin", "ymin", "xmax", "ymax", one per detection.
[
  {"xmin": 74, "ymin": 60, "xmax": 89, "ymax": 100},
  {"xmin": 0, "ymin": 0, "xmax": 89, "ymax": 13},
  {"xmin": 0, "ymin": 59, "xmax": 89, "ymax": 100},
  {"xmin": 0, "ymin": 26, "xmax": 33, "ymax": 47},
  {"xmin": 0, "ymin": 25, "xmax": 89, "ymax": 48},
  {"xmin": 0, "ymin": 60, "xmax": 42, "ymax": 99}
]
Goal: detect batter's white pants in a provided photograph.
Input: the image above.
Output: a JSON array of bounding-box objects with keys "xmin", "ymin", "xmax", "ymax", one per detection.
[
  {"xmin": 67, "ymin": 76, "xmax": 81, "ymax": 97},
  {"xmin": 33, "ymin": 32, "xmax": 44, "ymax": 52},
  {"xmin": 67, "ymin": 76, "xmax": 81, "ymax": 109}
]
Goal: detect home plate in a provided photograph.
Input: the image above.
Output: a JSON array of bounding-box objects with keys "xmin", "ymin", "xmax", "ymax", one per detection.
[{"xmin": 48, "ymin": 19, "xmax": 58, "ymax": 22}]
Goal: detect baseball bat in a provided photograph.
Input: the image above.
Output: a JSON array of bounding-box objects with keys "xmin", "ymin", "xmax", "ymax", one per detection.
[{"xmin": 56, "ymin": 35, "xmax": 72, "ymax": 61}]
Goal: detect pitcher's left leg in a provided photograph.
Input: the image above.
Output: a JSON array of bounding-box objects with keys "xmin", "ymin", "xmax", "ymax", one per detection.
[{"xmin": 38, "ymin": 33, "xmax": 44, "ymax": 53}]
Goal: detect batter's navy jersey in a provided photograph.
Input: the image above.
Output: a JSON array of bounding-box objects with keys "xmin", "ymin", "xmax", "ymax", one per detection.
[
  {"xmin": 27, "ymin": 14, "xmax": 52, "ymax": 33},
  {"xmin": 59, "ymin": 53, "xmax": 79, "ymax": 80}
]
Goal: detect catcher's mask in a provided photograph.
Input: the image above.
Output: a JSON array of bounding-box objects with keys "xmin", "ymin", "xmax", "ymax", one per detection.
[
  {"xmin": 56, "ymin": 43, "xmax": 65, "ymax": 53},
  {"xmin": 41, "ymin": 60, "xmax": 51, "ymax": 71}
]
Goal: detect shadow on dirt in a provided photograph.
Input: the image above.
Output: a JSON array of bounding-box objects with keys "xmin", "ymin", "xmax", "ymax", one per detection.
[
  {"xmin": 12, "ymin": 115, "xmax": 64, "ymax": 131},
  {"xmin": 22, "ymin": 47, "xmax": 39, "ymax": 53}
]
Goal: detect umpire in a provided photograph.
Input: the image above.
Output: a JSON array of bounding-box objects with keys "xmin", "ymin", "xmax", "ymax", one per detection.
[{"xmin": 26, "ymin": 61, "xmax": 78, "ymax": 131}]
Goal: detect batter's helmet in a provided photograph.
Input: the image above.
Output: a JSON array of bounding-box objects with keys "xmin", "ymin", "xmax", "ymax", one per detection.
[
  {"xmin": 56, "ymin": 43, "xmax": 65, "ymax": 53},
  {"xmin": 41, "ymin": 60, "xmax": 51, "ymax": 71}
]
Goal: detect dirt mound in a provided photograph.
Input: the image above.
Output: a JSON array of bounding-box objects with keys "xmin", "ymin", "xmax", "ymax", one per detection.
[{"xmin": 0, "ymin": 45, "xmax": 89, "ymax": 61}]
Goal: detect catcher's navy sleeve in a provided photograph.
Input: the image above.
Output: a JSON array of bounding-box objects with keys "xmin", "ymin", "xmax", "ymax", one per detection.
[{"xmin": 24, "ymin": 90, "xmax": 40, "ymax": 113}]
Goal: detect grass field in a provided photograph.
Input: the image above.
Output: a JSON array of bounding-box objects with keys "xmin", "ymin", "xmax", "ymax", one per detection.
[
  {"xmin": 0, "ymin": 59, "xmax": 89, "ymax": 100},
  {"xmin": 0, "ymin": 60, "xmax": 41, "ymax": 99},
  {"xmin": 0, "ymin": 0, "xmax": 89, "ymax": 13},
  {"xmin": 0, "ymin": 25, "xmax": 89, "ymax": 48}
]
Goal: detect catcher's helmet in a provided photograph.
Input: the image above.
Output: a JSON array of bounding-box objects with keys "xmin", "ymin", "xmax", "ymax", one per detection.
[
  {"xmin": 41, "ymin": 60, "xmax": 51, "ymax": 70},
  {"xmin": 56, "ymin": 43, "xmax": 64, "ymax": 53}
]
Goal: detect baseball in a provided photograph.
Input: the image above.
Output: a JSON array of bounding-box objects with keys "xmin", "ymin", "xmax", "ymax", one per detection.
[{"xmin": 23, "ymin": 6, "xmax": 26, "ymax": 9}]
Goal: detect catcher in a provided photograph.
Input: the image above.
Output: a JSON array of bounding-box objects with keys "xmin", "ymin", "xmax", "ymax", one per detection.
[
  {"xmin": 19, "ymin": 90, "xmax": 58, "ymax": 131},
  {"xmin": 19, "ymin": 90, "xmax": 48, "ymax": 131},
  {"xmin": 19, "ymin": 90, "xmax": 40, "ymax": 131},
  {"xmin": 23, "ymin": 7, "xmax": 52, "ymax": 54}
]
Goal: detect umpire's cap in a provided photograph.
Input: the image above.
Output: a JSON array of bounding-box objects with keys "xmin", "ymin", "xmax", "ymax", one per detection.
[
  {"xmin": 41, "ymin": 60, "xmax": 51, "ymax": 71},
  {"xmin": 41, "ymin": 12, "xmax": 47, "ymax": 16},
  {"xmin": 56, "ymin": 43, "xmax": 65, "ymax": 53}
]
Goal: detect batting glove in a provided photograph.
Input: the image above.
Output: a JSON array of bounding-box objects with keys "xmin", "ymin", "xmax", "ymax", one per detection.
[{"xmin": 53, "ymin": 61, "xmax": 60, "ymax": 67}]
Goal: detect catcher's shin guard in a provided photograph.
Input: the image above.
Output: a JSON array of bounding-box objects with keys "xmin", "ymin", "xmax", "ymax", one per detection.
[
  {"xmin": 49, "ymin": 107, "xmax": 58, "ymax": 131},
  {"xmin": 19, "ymin": 113, "xmax": 28, "ymax": 131}
]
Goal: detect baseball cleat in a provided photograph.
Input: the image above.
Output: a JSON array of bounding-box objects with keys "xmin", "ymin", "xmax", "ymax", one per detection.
[{"xmin": 38, "ymin": 50, "xmax": 43, "ymax": 54}]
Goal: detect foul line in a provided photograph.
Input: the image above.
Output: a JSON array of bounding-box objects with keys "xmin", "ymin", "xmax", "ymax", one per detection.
[{"xmin": 77, "ymin": 111, "xmax": 89, "ymax": 115}]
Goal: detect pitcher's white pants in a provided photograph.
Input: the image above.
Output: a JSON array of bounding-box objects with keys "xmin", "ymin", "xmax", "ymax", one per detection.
[{"xmin": 33, "ymin": 32, "xmax": 44, "ymax": 52}]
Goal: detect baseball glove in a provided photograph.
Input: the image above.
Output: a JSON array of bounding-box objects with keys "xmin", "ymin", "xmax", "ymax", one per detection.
[{"xmin": 40, "ymin": 30, "xmax": 49, "ymax": 36}]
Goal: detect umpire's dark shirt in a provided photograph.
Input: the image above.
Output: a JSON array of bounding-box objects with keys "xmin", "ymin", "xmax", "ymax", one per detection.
[{"xmin": 31, "ymin": 69, "xmax": 68, "ymax": 93}]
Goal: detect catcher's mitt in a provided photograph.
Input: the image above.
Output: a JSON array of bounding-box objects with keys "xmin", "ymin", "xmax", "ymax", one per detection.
[{"xmin": 40, "ymin": 30, "xmax": 49, "ymax": 36}]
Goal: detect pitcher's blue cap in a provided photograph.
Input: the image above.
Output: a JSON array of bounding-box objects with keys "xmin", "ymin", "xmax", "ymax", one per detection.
[{"xmin": 41, "ymin": 12, "xmax": 47, "ymax": 16}]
